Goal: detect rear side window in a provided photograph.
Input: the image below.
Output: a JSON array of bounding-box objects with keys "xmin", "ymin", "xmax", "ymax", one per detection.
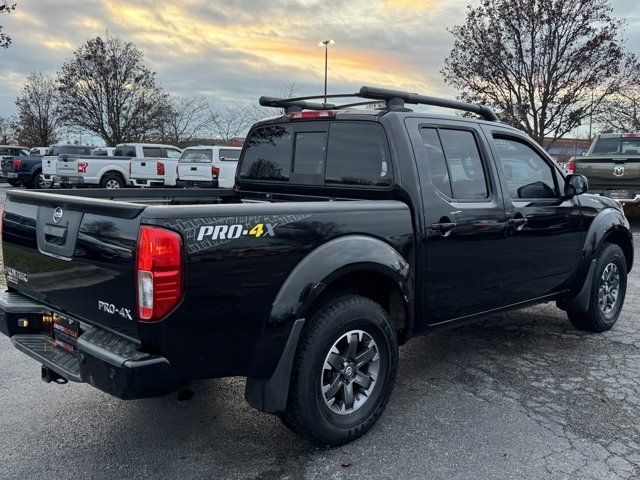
[
  {"xmin": 180, "ymin": 149, "xmax": 213, "ymax": 163},
  {"xmin": 326, "ymin": 123, "xmax": 391, "ymax": 186},
  {"xmin": 240, "ymin": 125, "xmax": 292, "ymax": 181},
  {"xmin": 218, "ymin": 149, "xmax": 241, "ymax": 161},
  {"xmin": 143, "ymin": 147, "xmax": 164, "ymax": 157},
  {"xmin": 420, "ymin": 128, "xmax": 452, "ymax": 198}
]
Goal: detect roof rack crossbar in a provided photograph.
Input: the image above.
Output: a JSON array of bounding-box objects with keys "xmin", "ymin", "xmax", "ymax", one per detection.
[
  {"xmin": 358, "ymin": 86, "xmax": 499, "ymax": 121},
  {"xmin": 259, "ymin": 86, "xmax": 499, "ymax": 121},
  {"xmin": 259, "ymin": 96, "xmax": 337, "ymax": 114}
]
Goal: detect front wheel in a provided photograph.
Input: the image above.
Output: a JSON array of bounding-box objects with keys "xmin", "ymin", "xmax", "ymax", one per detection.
[
  {"xmin": 280, "ymin": 295, "xmax": 398, "ymax": 446},
  {"xmin": 567, "ymin": 243, "xmax": 627, "ymax": 332}
]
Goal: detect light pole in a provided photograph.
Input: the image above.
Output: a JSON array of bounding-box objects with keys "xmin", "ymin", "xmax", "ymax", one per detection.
[{"xmin": 319, "ymin": 39, "xmax": 335, "ymax": 103}]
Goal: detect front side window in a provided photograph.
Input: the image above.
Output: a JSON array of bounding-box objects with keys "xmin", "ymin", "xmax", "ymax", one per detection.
[
  {"xmin": 325, "ymin": 123, "xmax": 391, "ymax": 186},
  {"xmin": 218, "ymin": 149, "xmax": 241, "ymax": 161},
  {"xmin": 493, "ymin": 136, "xmax": 557, "ymax": 199},
  {"xmin": 240, "ymin": 125, "xmax": 292, "ymax": 181}
]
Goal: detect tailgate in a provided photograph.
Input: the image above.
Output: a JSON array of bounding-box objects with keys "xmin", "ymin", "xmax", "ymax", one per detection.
[
  {"xmin": 178, "ymin": 163, "xmax": 212, "ymax": 182},
  {"xmin": 131, "ymin": 159, "xmax": 160, "ymax": 180},
  {"xmin": 575, "ymin": 156, "xmax": 640, "ymax": 189},
  {"xmin": 1, "ymin": 157, "xmax": 13, "ymax": 174},
  {"xmin": 42, "ymin": 156, "xmax": 57, "ymax": 176},
  {"xmin": 2, "ymin": 191, "xmax": 146, "ymax": 340},
  {"xmin": 56, "ymin": 156, "xmax": 79, "ymax": 176}
]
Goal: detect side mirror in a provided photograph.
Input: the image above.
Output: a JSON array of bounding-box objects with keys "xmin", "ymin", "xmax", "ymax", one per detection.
[{"xmin": 564, "ymin": 174, "xmax": 588, "ymax": 198}]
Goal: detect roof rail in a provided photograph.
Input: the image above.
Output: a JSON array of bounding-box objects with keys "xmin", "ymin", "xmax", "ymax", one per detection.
[{"xmin": 258, "ymin": 87, "xmax": 499, "ymax": 122}]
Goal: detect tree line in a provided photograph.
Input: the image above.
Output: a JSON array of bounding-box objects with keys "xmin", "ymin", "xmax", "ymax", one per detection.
[{"xmin": 1, "ymin": 34, "xmax": 287, "ymax": 148}]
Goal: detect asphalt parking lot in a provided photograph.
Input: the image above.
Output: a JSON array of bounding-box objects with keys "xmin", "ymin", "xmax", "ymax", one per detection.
[{"xmin": 0, "ymin": 184, "xmax": 638, "ymax": 480}]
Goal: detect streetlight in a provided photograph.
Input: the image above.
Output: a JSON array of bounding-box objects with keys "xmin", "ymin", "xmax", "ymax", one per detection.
[{"xmin": 319, "ymin": 39, "xmax": 335, "ymax": 104}]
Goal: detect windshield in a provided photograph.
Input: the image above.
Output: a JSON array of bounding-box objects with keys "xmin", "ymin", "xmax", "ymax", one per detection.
[{"xmin": 179, "ymin": 149, "xmax": 213, "ymax": 163}]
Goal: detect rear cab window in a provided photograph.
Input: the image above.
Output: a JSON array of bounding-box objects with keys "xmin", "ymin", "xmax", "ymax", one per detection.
[
  {"xmin": 239, "ymin": 121, "xmax": 392, "ymax": 187},
  {"xmin": 114, "ymin": 146, "xmax": 136, "ymax": 157},
  {"xmin": 180, "ymin": 149, "xmax": 213, "ymax": 163},
  {"xmin": 143, "ymin": 147, "xmax": 164, "ymax": 158}
]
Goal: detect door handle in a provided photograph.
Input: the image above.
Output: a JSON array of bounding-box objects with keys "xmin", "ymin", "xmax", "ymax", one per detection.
[{"xmin": 431, "ymin": 222, "xmax": 457, "ymax": 236}]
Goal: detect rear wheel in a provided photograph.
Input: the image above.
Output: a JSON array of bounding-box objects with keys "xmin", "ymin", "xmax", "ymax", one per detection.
[
  {"xmin": 280, "ymin": 295, "xmax": 398, "ymax": 446},
  {"xmin": 100, "ymin": 173, "xmax": 125, "ymax": 189},
  {"xmin": 33, "ymin": 171, "xmax": 52, "ymax": 189},
  {"xmin": 567, "ymin": 243, "xmax": 627, "ymax": 332}
]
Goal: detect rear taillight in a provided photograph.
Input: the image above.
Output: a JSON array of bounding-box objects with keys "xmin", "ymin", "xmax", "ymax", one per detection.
[
  {"xmin": 136, "ymin": 226, "xmax": 183, "ymax": 322},
  {"xmin": 212, "ymin": 166, "xmax": 220, "ymax": 178},
  {"xmin": 77, "ymin": 162, "xmax": 88, "ymax": 174},
  {"xmin": 157, "ymin": 162, "xmax": 165, "ymax": 176},
  {"xmin": 13, "ymin": 159, "xmax": 21, "ymax": 170},
  {"xmin": 567, "ymin": 160, "xmax": 575, "ymax": 174}
]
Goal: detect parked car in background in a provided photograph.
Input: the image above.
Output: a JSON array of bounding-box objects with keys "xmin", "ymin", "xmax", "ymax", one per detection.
[
  {"xmin": 176, "ymin": 146, "xmax": 241, "ymax": 188},
  {"xmin": 569, "ymin": 133, "xmax": 640, "ymax": 207},
  {"xmin": 0, "ymin": 86, "xmax": 632, "ymax": 446},
  {"xmin": 42, "ymin": 145, "xmax": 95, "ymax": 186},
  {"xmin": 0, "ymin": 145, "xmax": 30, "ymax": 186},
  {"xmin": 128, "ymin": 144, "xmax": 183, "ymax": 187},
  {"xmin": 52, "ymin": 143, "xmax": 180, "ymax": 189}
]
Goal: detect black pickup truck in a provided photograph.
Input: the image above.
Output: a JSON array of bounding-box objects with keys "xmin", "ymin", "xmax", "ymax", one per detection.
[{"xmin": 0, "ymin": 87, "xmax": 633, "ymax": 446}]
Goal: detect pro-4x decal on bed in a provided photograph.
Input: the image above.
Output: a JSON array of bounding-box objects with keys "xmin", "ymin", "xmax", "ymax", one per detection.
[{"xmin": 162, "ymin": 214, "xmax": 312, "ymax": 254}]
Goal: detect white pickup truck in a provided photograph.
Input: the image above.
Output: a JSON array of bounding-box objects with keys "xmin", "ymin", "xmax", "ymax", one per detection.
[
  {"xmin": 176, "ymin": 146, "xmax": 242, "ymax": 188},
  {"xmin": 129, "ymin": 145, "xmax": 182, "ymax": 187},
  {"xmin": 47, "ymin": 143, "xmax": 181, "ymax": 188}
]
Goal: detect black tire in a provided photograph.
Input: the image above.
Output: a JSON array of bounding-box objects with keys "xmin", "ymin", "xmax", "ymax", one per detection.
[
  {"xmin": 32, "ymin": 170, "xmax": 52, "ymax": 189},
  {"xmin": 100, "ymin": 173, "xmax": 125, "ymax": 189},
  {"xmin": 280, "ymin": 295, "xmax": 398, "ymax": 446},
  {"xmin": 567, "ymin": 243, "xmax": 627, "ymax": 332}
]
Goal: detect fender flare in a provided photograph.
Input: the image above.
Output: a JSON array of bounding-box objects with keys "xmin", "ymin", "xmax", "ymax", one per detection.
[
  {"xmin": 245, "ymin": 235, "xmax": 412, "ymax": 414},
  {"xmin": 269, "ymin": 234, "xmax": 412, "ymax": 323},
  {"xmin": 580, "ymin": 208, "xmax": 632, "ymax": 270},
  {"xmin": 97, "ymin": 165, "xmax": 129, "ymax": 184},
  {"xmin": 29, "ymin": 161, "xmax": 42, "ymax": 176}
]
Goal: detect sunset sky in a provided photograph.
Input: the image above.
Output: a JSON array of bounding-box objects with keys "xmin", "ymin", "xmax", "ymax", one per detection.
[{"xmin": 1, "ymin": 0, "xmax": 639, "ymax": 125}]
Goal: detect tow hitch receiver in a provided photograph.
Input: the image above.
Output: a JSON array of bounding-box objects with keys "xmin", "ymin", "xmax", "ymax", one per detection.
[{"xmin": 41, "ymin": 366, "xmax": 68, "ymax": 384}]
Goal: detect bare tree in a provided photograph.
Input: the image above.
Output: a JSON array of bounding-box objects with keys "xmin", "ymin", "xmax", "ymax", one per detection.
[
  {"xmin": 160, "ymin": 96, "xmax": 213, "ymax": 147},
  {"xmin": 0, "ymin": 1, "xmax": 16, "ymax": 49},
  {"xmin": 14, "ymin": 72, "xmax": 61, "ymax": 147},
  {"xmin": 210, "ymin": 104, "xmax": 254, "ymax": 145},
  {"xmin": 57, "ymin": 34, "xmax": 169, "ymax": 146},
  {"xmin": 441, "ymin": 0, "xmax": 639, "ymax": 144},
  {"xmin": 0, "ymin": 115, "xmax": 16, "ymax": 144},
  {"xmin": 251, "ymin": 81, "xmax": 300, "ymax": 121},
  {"xmin": 596, "ymin": 86, "xmax": 640, "ymax": 133}
]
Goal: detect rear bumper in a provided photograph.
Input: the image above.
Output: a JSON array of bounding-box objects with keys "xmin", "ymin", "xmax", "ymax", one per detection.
[
  {"xmin": 130, "ymin": 178, "xmax": 164, "ymax": 187},
  {"xmin": 176, "ymin": 179, "xmax": 218, "ymax": 188},
  {"xmin": 54, "ymin": 175, "xmax": 84, "ymax": 185},
  {"xmin": 0, "ymin": 290, "xmax": 181, "ymax": 399}
]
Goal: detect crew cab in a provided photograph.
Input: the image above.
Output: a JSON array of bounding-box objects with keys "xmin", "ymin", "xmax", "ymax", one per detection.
[
  {"xmin": 51, "ymin": 143, "xmax": 180, "ymax": 189},
  {"xmin": 569, "ymin": 133, "xmax": 640, "ymax": 206},
  {"xmin": 129, "ymin": 145, "xmax": 182, "ymax": 187},
  {"xmin": 0, "ymin": 86, "xmax": 633, "ymax": 447},
  {"xmin": 176, "ymin": 146, "xmax": 241, "ymax": 188},
  {"xmin": 0, "ymin": 145, "xmax": 30, "ymax": 186}
]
